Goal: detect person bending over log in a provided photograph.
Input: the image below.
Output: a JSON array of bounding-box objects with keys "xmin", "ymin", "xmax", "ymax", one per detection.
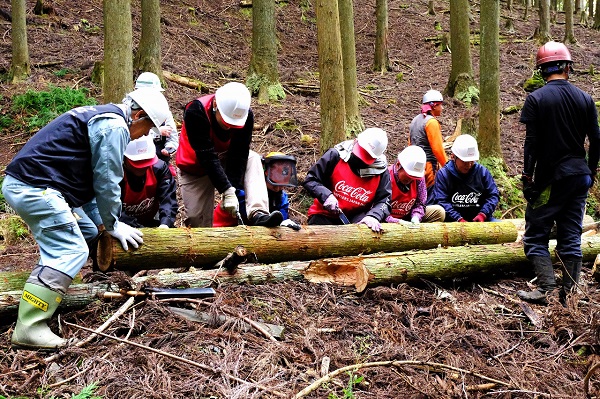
[
  {"xmin": 1, "ymin": 88, "xmax": 171, "ymax": 350},
  {"xmin": 303, "ymin": 128, "xmax": 392, "ymax": 233},
  {"xmin": 429, "ymin": 134, "xmax": 499, "ymax": 223},
  {"xmin": 386, "ymin": 145, "xmax": 445, "ymax": 226}
]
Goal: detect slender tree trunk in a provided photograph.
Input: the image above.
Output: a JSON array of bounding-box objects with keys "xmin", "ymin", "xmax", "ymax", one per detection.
[
  {"xmin": 428, "ymin": 0, "xmax": 435, "ymax": 15},
  {"xmin": 135, "ymin": 0, "xmax": 163, "ymax": 80},
  {"xmin": 10, "ymin": 0, "xmax": 30, "ymax": 83},
  {"xmin": 248, "ymin": 0, "xmax": 284, "ymax": 103},
  {"xmin": 315, "ymin": 0, "xmax": 346, "ymax": 153},
  {"xmin": 507, "ymin": 0, "xmax": 513, "ymax": 11},
  {"xmin": 589, "ymin": 0, "xmax": 594, "ymax": 22},
  {"xmin": 594, "ymin": 0, "xmax": 600, "ymax": 28},
  {"xmin": 373, "ymin": 0, "xmax": 389, "ymax": 73},
  {"xmin": 523, "ymin": 0, "xmax": 529, "ymax": 20},
  {"xmin": 337, "ymin": 0, "xmax": 363, "ymax": 136},
  {"xmin": 103, "ymin": 0, "xmax": 133, "ymax": 103},
  {"xmin": 563, "ymin": 0, "xmax": 577, "ymax": 43},
  {"xmin": 446, "ymin": 0, "xmax": 476, "ymax": 99},
  {"xmin": 537, "ymin": 0, "xmax": 552, "ymax": 42},
  {"xmin": 479, "ymin": 0, "xmax": 502, "ymax": 159}
]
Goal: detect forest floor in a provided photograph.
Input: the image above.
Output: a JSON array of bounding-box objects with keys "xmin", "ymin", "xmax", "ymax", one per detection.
[{"xmin": 1, "ymin": 0, "xmax": 600, "ymax": 397}]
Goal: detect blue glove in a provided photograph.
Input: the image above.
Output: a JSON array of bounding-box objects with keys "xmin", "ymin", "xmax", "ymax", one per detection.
[{"xmin": 359, "ymin": 216, "xmax": 382, "ymax": 232}]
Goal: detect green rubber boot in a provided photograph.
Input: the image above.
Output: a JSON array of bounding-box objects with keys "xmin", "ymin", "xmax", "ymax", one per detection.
[
  {"xmin": 11, "ymin": 266, "xmax": 73, "ymax": 351},
  {"xmin": 517, "ymin": 256, "xmax": 557, "ymax": 305}
]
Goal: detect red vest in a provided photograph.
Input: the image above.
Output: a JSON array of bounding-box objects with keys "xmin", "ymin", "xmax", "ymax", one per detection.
[
  {"xmin": 389, "ymin": 165, "xmax": 418, "ymax": 218},
  {"xmin": 308, "ymin": 159, "xmax": 380, "ymax": 218},
  {"xmin": 122, "ymin": 168, "xmax": 159, "ymax": 226},
  {"xmin": 176, "ymin": 95, "xmax": 231, "ymax": 175}
]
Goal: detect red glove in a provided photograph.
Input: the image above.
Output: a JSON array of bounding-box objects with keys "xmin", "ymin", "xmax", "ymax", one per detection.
[
  {"xmin": 472, "ymin": 213, "xmax": 486, "ymax": 222},
  {"xmin": 458, "ymin": 218, "xmax": 467, "ymax": 222}
]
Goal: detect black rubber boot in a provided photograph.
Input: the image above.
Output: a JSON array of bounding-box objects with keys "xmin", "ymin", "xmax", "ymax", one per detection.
[
  {"xmin": 560, "ymin": 258, "xmax": 582, "ymax": 305},
  {"xmin": 517, "ymin": 256, "xmax": 556, "ymax": 305},
  {"xmin": 250, "ymin": 210, "xmax": 284, "ymax": 227}
]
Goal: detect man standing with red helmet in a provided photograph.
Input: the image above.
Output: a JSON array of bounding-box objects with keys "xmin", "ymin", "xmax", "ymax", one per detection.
[{"xmin": 517, "ymin": 41, "xmax": 600, "ymax": 305}]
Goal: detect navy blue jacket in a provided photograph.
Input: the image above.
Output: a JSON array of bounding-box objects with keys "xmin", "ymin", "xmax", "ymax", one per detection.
[{"xmin": 431, "ymin": 161, "xmax": 499, "ymax": 222}]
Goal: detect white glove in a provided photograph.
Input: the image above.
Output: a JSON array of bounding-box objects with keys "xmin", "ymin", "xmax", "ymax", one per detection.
[
  {"xmin": 359, "ymin": 216, "xmax": 382, "ymax": 232},
  {"xmin": 158, "ymin": 224, "xmax": 169, "ymax": 229},
  {"xmin": 221, "ymin": 187, "xmax": 239, "ymax": 218},
  {"xmin": 280, "ymin": 219, "xmax": 301, "ymax": 230},
  {"xmin": 107, "ymin": 220, "xmax": 144, "ymax": 251},
  {"xmin": 323, "ymin": 194, "xmax": 341, "ymax": 214},
  {"xmin": 411, "ymin": 216, "xmax": 421, "ymax": 225}
]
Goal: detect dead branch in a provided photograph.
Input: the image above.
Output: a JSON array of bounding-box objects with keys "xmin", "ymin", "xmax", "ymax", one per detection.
[
  {"xmin": 584, "ymin": 362, "xmax": 600, "ymax": 398},
  {"xmin": 64, "ymin": 321, "xmax": 286, "ymax": 397},
  {"xmin": 293, "ymin": 359, "xmax": 511, "ymax": 399}
]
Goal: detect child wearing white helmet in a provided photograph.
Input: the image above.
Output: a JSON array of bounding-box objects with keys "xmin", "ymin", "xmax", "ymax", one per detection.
[
  {"xmin": 303, "ymin": 128, "xmax": 392, "ymax": 233},
  {"xmin": 2, "ymin": 87, "xmax": 171, "ymax": 350},
  {"xmin": 386, "ymin": 145, "xmax": 445, "ymax": 225},
  {"xmin": 408, "ymin": 89, "xmax": 448, "ymax": 195},
  {"xmin": 429, "ymin": 135, "xmax": 499, "ymax": 222},
  {"xmin": 120, "ymin": 134, "xmax": 178, "ymax": 229},
  {"xmin": 134, "ymin": 72, "xmax": 179, "ymax": 165}
]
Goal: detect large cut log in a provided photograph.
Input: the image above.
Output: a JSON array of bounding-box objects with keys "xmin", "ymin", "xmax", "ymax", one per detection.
[
  {"xmin": 96, "ymin": 222, "xmax": 519, "ymax": 272},
  {"xmin": 3, "ymin": 236, "xmax": 600, "ymax": 320}
]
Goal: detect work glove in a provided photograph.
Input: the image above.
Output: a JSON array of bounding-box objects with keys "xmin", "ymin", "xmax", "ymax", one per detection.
[
  {"xmin": 521, "ymin": 173, "xmax": 540, "ymax": 204},
  {"xmin": 410, "ymin": 216, "xmax": 421, "ymax": 225},
  {"xmin": 107, "ymin": 220, "xmax": 144, "ymax": 251},
  {"xmin": 158, "ymin": 224, "xmax": 169, "ymax": 229},
  {"xmin": 385, "ymin": 215, "xmax": 401, "ymax": 223},
  {"xmin": 323, "ymin": 194, "xmax": 341, "ymax": 214},
  {"xmin": 359, "ymin": 216, "xmax": 382, "ymax": 232},
  {"xmin": 221, "ymin": 187, "xmax": 239, "ymax": 218},
  {"xmin": 280, "ymin": 219, "xmax": 301, "ymax": 230},
  {"xmin": 458, "ymin": 218, "xmax": 467, "ymax": 223},
  {"xmin": 472, "ymin": 213, "xmax": 486, "ymax": 222}
]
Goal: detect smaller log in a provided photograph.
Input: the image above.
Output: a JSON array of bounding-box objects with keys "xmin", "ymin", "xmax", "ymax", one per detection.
[{"xmin": 163, "ymin": 71, "xmax": 209, "ymax": 93}]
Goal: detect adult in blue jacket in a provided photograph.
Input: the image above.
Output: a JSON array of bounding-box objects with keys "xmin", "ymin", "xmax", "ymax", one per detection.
[
  {"xmin": 1, "ymin": 88, "xmax": 171, "ymax": 350},
  {"xmin": 430, "ymin": 134, "xmax": 499, "ymax": 222}
]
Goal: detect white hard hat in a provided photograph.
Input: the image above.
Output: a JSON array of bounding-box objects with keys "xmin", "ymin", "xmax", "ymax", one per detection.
[
  {"xmin": 126, "ymin": 88, "xmax": 170, "ymax": 129},
  {"xmin": 354, "ymin": 128, "xmax": 388, "ymax": 164},
  {"xmin": 451, "ymin": 134, "xmax": 479, "ymax": 162},
  {"xmin": 135, "ymin": 72, "xmax": 164, "ymax": 91},
  {"xmin": 124, "ymin": 135, "xmax": 158, "ymax": 167},
  {"xmin": 398, "ymin": 146, "xmax": 426, "ymax": 178},
  {"xmin": 215, "ymin": 82, "xmax": 251, "ymax": 128},
  {"xmin": 422, "ymin": 89, "xmax": 443, "ymax": 104}
]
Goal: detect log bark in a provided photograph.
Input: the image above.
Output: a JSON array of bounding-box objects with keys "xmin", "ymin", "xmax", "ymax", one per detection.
[
  {"xmin": 96, "ymin": 222, "xmax": 519, "ymax": 272},
  {"xmin": 4, "ymin": 235, "xmax": 600, "ymax": 320}
]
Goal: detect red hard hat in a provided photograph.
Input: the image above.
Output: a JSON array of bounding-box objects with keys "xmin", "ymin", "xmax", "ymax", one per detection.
[{"xmin": 536, "ymin": 41, "xmax": 572, "ymax": 68}]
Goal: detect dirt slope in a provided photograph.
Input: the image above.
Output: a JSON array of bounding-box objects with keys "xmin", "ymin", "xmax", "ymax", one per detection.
[{"xmin": 1, "ymin": 0, "xmax": 600, "ymax": 397}]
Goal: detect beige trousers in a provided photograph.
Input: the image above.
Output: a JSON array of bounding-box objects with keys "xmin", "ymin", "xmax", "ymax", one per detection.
[{"xmin": 178, "ymin": 150, "xmax": 270, "ymax": 227}]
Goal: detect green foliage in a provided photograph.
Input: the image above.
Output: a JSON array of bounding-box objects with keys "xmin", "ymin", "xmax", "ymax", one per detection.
[
  {"xmin": 246, "ymin": 75, "xmax": 286, "ymax": 102},
  {"xmin": 267, "ymin": 83, "xmax": 286, "ymax": 101},
  {"xmin": 523, "ymin": 70, "xmax": 545, "ymax": 92},
  {"xmin": 11, "ymin": 86, "xmax": 97, "ymax": 132},
  {"xmin": 478, "ymin": 157, "xmax": 525, "ymax": 219},
  {"xmin": 49, "ymin": 383, "xmax": 103, "ymax": 399},
  {"xmin": 239, "ymin": 7, "xmax": 252, "ymax": 18},
  {"xmin": 273, "ymin": 119, "xmax": 299, "ymax": 131},
  {"xmin": 300, "ymin": 0, "xmax": 315, "ymax": 23},
  {"xmin": 395, "ymin": 72, "xmax": 404, "ymax": 83},
  {"xmin": 327, "ymin": 371, "xmax": 364, "ymax": 399},
  {"xmin": 53, "ymin": 68, "xmax": 78, "ymax": 78},
  {"xmin": 455, "ymin": 85, "xmax": 479, "ymax": 106}
]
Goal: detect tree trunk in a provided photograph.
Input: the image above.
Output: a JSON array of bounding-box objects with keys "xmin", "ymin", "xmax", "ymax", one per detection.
[
  {"xmin": 589, "ymin": 0, "xmax": 594, "ymax": 23},
  {"xmin": 537, "ymin": 0, "xmax": 552, "ymax": 42},
  {"xmin": 594, "ymin": 0, "xmax": 600, "ymax": 28},
  {"xmin": 103, "ymin": 0, "xmax": 133, "ymax": 103},
  {"xmin": 479, "ymin": 0, "xmax": 502, "ymax": 159},
  {"xmin": 96, "ymin": 222, "xmax": 518, "ymax": 272},
  {"xmin": 428, "ymin": 0, "xmax": 435, "ymax": 15},
  {"xmin": 338, "ymin": 0, "xmax": 364, "ymax": 137},
  {"xmin": 373, "ymin": 0, "xmax": 389, "ymax": 74},
  {"xmin": 446, "ymin": 0, "xmax": 476, "ymax": 98},
  {"xmin": 315, "ymin": 0, "xmax": 347, "ymax": 153},
  {"xmin": 10, "ymin": 0, "xmax": 30, "ymax": 83},
  {"xmin": 248, "ymin": 0, "xmax": 284, "ymax": 103},
  {"xmin": 135, "ymin": 0, "xmax": 163, "ymax": 80},
  {"xmin": 563, "ymin": 0, "xmax": 577, "ymax": 43},
  {"xmin": 4, "ymin": 236, "xmax": 600, "ymax": 318}
]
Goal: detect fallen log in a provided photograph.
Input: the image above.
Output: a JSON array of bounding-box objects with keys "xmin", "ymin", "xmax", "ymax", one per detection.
[
  {"xmin": 96, "ymin": 222, "xmax": 519, "ymax": 272},
  {"xmin": 3, "ymin": 236, "xmax": 600, "ymax": 320}
]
